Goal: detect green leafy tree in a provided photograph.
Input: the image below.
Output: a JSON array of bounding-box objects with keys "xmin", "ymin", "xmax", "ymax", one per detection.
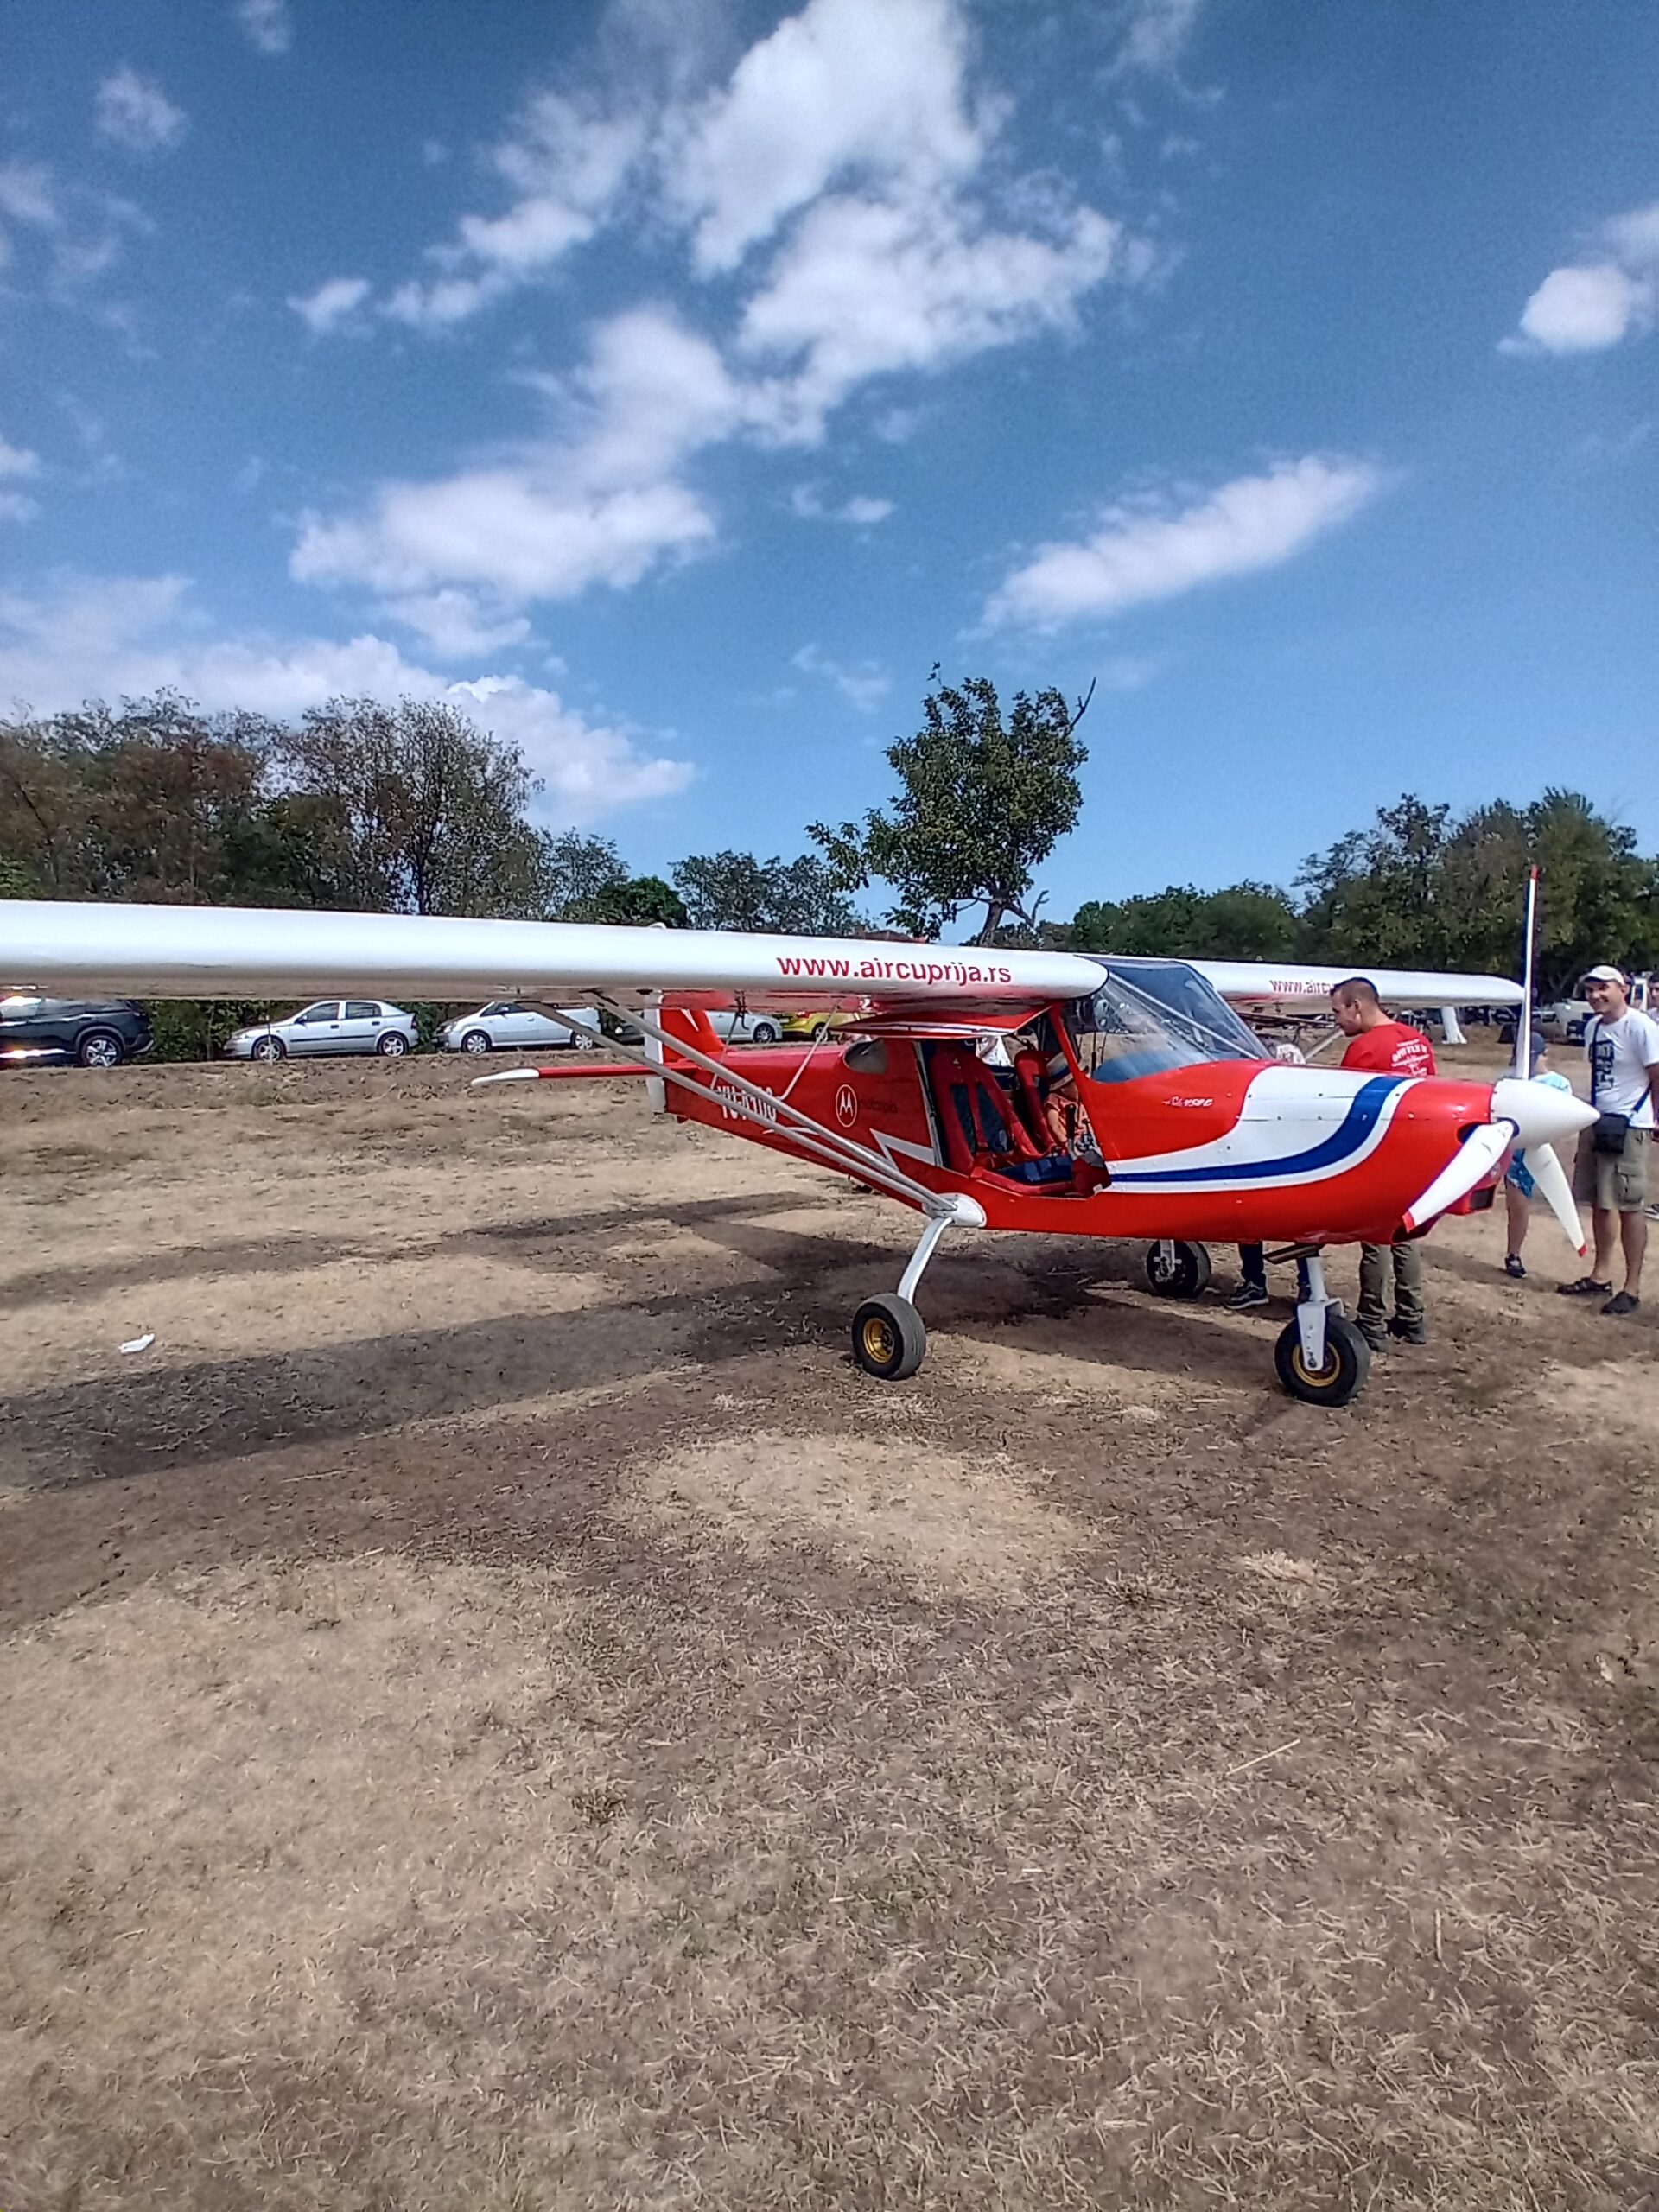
[
  {"xmin": 534, "ymin": 831, "xmax": 630, "ymax": 920},
  {"xmin": 810, "ymin": 670, "xmax": 1090, "ymax": 941},
  {"xmin": 672, "ymin": 849, "xmax": 863, "ymax": 935},
  {"xmin": 590, "ymin": 874, "xmax": 688, "ymax": 925},
  {"xmin": 276, "ymin": 696, "xmax": 548, "ymax": 916},
  {"xmin": 1071, "ymin": 881, "xmax": 1299, "ymax": 959}
]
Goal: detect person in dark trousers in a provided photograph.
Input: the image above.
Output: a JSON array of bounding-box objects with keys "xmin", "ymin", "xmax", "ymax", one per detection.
[
  {"xmin": 1227, "ymin": 1245, "xmax": 1313, "ymax": 1311},
  {"xmin": 1331, "ymin": 978, "xmax": 1437, "ymax": 1349}
]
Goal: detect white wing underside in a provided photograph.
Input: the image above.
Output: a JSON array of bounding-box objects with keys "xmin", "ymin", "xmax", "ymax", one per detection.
[
  {"xmin": 1192, "ymin": 959, "xmax": 1523, "ymax": 1011},
  {"xmin": 0, "ymin": 900, "xmax": 1101, "ymax": 1016}
]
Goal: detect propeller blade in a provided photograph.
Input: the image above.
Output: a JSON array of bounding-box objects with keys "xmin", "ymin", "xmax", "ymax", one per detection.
[
  {"xmin": 1490, "ymin": 1077, "xmax": 1599, "ymax": 1150},
  {"xmin": 471, "ymin": 1066, "xmax": 543, "ymax": 1085},
  {"xmin": 1522, "ymin": 1137, "xmax": 1588, "ymax": 1258},
  {"xmin": 1402, "ymin": 1121, "xmax": 1515, "ymax": 1234}
]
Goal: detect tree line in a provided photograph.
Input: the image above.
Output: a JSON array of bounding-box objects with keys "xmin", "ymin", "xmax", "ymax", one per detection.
[{"xmin": 4, "ymin": 681, "xmax": 1656, "ymax": 1017}]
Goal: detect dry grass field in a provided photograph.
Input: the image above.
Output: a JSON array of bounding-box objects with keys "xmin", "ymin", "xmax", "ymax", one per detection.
[{"xmin": 3, "ymin": 1049, "xmax": 1657, "ymax": 2210}]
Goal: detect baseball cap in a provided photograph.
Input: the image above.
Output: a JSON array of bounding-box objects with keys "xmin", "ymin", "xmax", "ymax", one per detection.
[{"xmin": 1583, "ymin": 964, "xmax": 1627, "ymax": 985}]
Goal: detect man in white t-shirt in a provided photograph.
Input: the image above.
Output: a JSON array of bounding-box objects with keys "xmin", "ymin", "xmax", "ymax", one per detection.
[{"xmin": 1560, "ymin": 964, "xmax": 1659, "ymax": 1317}]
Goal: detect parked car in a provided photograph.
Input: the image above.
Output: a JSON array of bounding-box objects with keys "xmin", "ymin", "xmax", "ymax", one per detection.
[
  {"xmin": 1539, "ymin": 997, "xmax": 1592, "ymax": 1044},
  {"xmin": 439, "ymin": 1001, "xmax": 595, "ymax": 1054},
  {"xmin": 223, "ymin": 1001, "xmax": 417, "ymax": 1060},
  {"xmin": 0, "ymin": 993, "xmax": 152, "ymax": 1068},
  {"xmin": 707, "ymin": 1008, "xmax": 784, "ymax": 1045}
]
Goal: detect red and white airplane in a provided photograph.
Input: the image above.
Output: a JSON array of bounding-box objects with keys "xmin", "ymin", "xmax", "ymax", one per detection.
[{"xmin": 0, "ymin": 899, "xmax": 1594, "ymax": 1408}]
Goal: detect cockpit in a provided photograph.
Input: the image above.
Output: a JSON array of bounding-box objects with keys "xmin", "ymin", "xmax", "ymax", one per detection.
[{"xmin": 1065, "ymin": 959, "xmax": 1266, "ymax": 1085}]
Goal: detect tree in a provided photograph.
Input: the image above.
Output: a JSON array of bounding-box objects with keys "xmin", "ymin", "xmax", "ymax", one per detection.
[
  {"xmin": 276, "ymin": 696, "xmax": 548, "ymax": 916},
  {"xmin": 588, "ymin": 873, "xmax": 687, "ymax": 926},
  {"xmin": 672, "ymin": 849, "xmax": 863, "ymax": 935},
  {"xmin": 1071, "ymin": 881, "xmax": 1299, "ymax": 959},
  {"xmin": 810, "ymin": 670, "xmax": 1090, "ymax": 941},
  {"xmin": 534, "ymin": 830, "xmax": 629, "ymax": 920}
]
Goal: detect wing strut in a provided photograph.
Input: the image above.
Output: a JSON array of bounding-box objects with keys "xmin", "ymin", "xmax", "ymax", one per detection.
[{"xmin": 479, "ymin": 997, "xmax": 977, "ymax": 1224}]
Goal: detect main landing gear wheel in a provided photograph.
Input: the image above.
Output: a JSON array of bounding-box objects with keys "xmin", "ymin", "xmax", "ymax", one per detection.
[
  {"xmin": 1144, "ymin": 1240, "xmax": 1212, "ymax": 1300},
  {"xmin": 851, "ymin": 1294, "xmax": 927, "ymax": 1381},
  {"xmin": 1274, "ymin": 1315, "xmax": 1371, "ymax": 1408}
]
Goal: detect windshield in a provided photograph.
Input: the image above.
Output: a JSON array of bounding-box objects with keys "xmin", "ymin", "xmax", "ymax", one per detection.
[{"xmin": 1068, "ymin": 960, "xmax": 1265, "ymax": 1084}]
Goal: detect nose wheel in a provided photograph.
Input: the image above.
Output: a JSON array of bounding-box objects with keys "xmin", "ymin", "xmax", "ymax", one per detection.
[
  {"xmin": 1274, "ymin": 1313, "xmax": 1370, "ymax": 1407},
  {"xmin": 851, "ymin": 1294, "xmax": 927, "ymax": 1380}
]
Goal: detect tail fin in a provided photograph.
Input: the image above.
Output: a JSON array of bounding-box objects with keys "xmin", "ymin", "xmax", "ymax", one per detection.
[{"xmin": 659, "ymin": 1007, "xmax": 724, "ymax": 1061}]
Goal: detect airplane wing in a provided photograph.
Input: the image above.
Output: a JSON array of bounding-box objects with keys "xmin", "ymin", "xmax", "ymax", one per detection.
[
  {"xmin": 1189, "ymin": 959, "xmax": 1523, "ymax": 1014},
  {"xmin": 0, "ymin": 899, "xmax": 1101, "ymax": 1018}
]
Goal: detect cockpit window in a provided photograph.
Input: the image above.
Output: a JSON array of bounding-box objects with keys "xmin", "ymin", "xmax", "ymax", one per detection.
[{"xmin": 1068, "ymin": 960, "xmax": 1264, "ymax": 1085}]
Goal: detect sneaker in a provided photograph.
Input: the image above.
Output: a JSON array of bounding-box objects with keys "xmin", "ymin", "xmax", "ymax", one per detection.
[
  {"xmin": 1602, "ymin": 1292, "xmax": 1642, "ymax": 1318},
  {"xmin": 1387, "ymin": 1318, "xmax": 1427, "ymax": 1345},
  {"xmin": 1225, "ymin": 1281, "xmax": 1268, "ymax": 1311},
  {"xmin": 1503, "ymin": 1254, "xmax": 1527, "ymax": 1280}
]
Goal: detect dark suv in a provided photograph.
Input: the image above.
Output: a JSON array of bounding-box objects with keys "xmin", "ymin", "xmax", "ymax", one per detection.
[{"xmin": 0, "ymin": 994, "xmax": 153, "ymax": 1068}]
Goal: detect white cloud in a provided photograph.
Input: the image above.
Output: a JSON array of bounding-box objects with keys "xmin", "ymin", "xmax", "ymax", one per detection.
[
  {"xmin": 0, "ymin": 160, "xmax": 149, "ymax": 305},
  {"xmin": 790, "ymin": 483, "xmax": 893, "ymax": 524},
  {"xmin": 1503, "ymin": 200, "xmax": 1659, "ymax": 355},
  {"xmin": 234, "ymin": 0, "xmax": 291, "ymax": 54},
  {"xmin": 0, "ymin": 435, "xmax": 41, "ymax": 523},
  {"xmin": 381, "ymin": 95, "xmax": 642, "ymax": 332},
  {"xmin": 1508, "ymin": 264, "xmax": 1651, "ymax": 354},
  {"xmin": 289, "ymin": 0, "xmax": 1136, "ymax": 619},
  {"xmin": 741, "ymin": 190, "xmax": 1120, "ymax": 435},
  {"xmin": 380, "ymin": 589, "xmax": 533, "ymax": 659},
  {"xmin": 292, "ymin": 306, "xmax": 740, "ymax": 604},
  {"xmin": 669, "ymin": 0, "xmax": 982, "ymax": 272},
  {"xmin": 792, "ymin": 641, "xmax": 890, "ymax": 710},
  {"xmin": 987, "ymin": 455, "xmax": 1382, "ymax": 629},
  {"xmin": 0, "ymin": 162, "xmax": 59, "ymax": 227},
  {"xmin": 288, "ymin": 275, "xmax": 372, "ymax": 334},
  {"xmin": 0, "ymin": 574, "xmax": 691, "ymax": 822},
  {"xmin": 1115, "ymin": 0, "xmax": 1207, "ymax": 75},
  {"xmin": 94, "ymin": 68, "xmax": 187, "ymax": 156}
]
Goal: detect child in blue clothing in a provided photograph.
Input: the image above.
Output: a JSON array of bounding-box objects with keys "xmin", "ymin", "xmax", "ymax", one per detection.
[{"xmin": 1503, "ymin": 1037, "xmax": 1575, "ymax": 1277}]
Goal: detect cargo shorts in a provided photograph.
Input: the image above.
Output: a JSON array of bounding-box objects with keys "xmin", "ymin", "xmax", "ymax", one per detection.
[{"xmin": 1573, "ymin": 1124, "xmax": 1652, "ymax": 1212}]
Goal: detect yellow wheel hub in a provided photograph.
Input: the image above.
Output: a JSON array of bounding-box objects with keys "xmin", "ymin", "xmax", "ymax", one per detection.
[{"xmin": 861, "ymin": 1315, "xmax": 898, "ymax": 1365}]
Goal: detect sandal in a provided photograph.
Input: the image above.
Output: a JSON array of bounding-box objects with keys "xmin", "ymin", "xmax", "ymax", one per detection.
[
  {"xmin": 1602, "ymin": 1292, "xmax": 1642, "ymax": 1318},
  {"xmin": 1558, "ymin": 1277, "xmax": 1613, "ymax": 1297}
]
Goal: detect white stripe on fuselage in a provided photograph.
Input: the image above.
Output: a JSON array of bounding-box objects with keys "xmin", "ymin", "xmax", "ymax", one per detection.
[{"xmin": 1102, "ymin": 1065, "xmax": 1419, "ymax": 1193}]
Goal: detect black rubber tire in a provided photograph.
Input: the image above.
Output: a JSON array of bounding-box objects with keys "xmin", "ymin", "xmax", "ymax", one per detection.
[
  {"xmin": 251, "ymin": 1034, "xmax": 285, "ymax": 1062},
  {"xmin": 76, "ymin": 1029, "xmax": 124, "ymax": 1069},
  {"xmin": 1144, "ymin": 1240, "xmax": 1212, "ymax": 1299},
  {"xmin": 750, "ymin": 1020, "xmax": 781, "ymax": 1044},
  {"xmin": 851, "ymin": 1294, "xmax": 927, "ymax": 1381},
  {"xmin": 378, "ymin": 1031, "xmax": 410, "ymax": 1056},
  {"xmin": 1274, "ymin": 1314, "xmax": 1371, "ymax": 1408},
  {"xmin": 461, "ymin": 1029, "xmax": 492, "ymax": 1054}
]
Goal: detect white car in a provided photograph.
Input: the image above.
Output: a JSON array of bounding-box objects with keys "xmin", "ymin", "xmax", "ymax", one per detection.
[
  {"xmin": 224, "ymin": 1000, "xmax": 417, "ymax": 1060},
  {"xmin": 439, "ymin": 1001, "xmax": 595, "ymax": 1054},
  {"xmin": 706, "ymin": 1009, "xmax": 784, "ymax": 1044}
]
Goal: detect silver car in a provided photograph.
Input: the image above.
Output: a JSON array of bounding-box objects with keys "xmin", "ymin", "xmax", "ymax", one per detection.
[
  {"xmin": 439, "ymin": 1001, "xmax": 596, "ymax": 1054},
  {"xmin": 224, "ymin": 1000, "xmax": 417, "ymax": 1061},
  {"xmin": 706, "ymin": 1009, "xmax": 783, "ymax": 1044}
]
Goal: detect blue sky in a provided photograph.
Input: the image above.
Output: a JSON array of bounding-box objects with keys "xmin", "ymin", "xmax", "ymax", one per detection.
[{"xmin": 3, "ymin": 0, "xmax": 1656, "ymax": 921}]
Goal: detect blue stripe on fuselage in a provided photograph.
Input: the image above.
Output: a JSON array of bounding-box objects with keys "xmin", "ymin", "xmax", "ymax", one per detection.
[{"xmin": 1107, "ymin": 1075, "xmax": 1406, "ymax": 1186}]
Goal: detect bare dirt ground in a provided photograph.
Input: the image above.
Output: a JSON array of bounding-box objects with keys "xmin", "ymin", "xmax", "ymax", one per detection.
[{"xmin": 3, "ymin": 1047, "xmax": 1657, "ymax": 2211}]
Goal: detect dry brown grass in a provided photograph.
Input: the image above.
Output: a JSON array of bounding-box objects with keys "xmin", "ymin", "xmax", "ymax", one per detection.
[{"xmin": 3, "ymin": 1052, "xmax": 1658, "ymax": 2210}]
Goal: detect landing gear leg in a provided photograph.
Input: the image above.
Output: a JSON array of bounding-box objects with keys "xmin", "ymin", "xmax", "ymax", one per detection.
[
  {"xmin": 1274, "ymin": 1253, "xmax": 1371, "ymax": 1407},
  {"xmin": 851, "ymin": 1198, "xmax": 983, "ymax": 1381}
]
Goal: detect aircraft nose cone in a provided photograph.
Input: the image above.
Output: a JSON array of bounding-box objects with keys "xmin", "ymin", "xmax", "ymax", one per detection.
[{"xmin": 1491, "ymin": 1077, "xmax": 1599, "ymax": 1149}]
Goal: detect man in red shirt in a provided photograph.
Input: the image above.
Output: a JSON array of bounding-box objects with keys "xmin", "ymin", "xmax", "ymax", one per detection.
[{"xmin": 1332, "ymin": 978, "xmax": 1438, "ymax": 1347}]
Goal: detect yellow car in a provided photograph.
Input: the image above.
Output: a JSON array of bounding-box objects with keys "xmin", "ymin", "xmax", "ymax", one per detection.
[{"xmin": 779, "ymin": 1009, "xmax": 861, "ymax": 1041}]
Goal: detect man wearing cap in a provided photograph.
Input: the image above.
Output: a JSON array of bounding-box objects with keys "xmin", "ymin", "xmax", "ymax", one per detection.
[{"xmin": 1560, "ymin": 965, "xmax": 1659, "ymax": 1317}]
